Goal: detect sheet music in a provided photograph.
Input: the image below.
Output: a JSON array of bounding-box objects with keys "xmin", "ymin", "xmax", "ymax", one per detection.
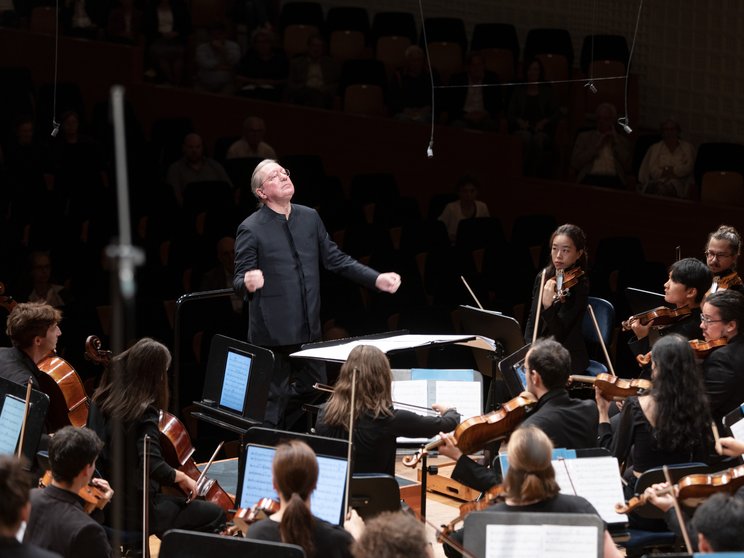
[
  {"xmin": 290, "ymin": 334, "xmax": 475, "ymax": 361},
  {"xmin": 0, "ymin": 395, "xmax": 26, "ymax": 455},
  {"xmin": 393, "ymin": 380, "xmax": 431, "ymax": 443},
  {"xmin": 730, "ymin": 414, "xmax": 744, "ymax": 441},
  {"xmin": 552, "ymin": 457, "xmax": 628, "ymax": 524},
  {"xmin": 485, "ymin": 524, "xmax": 598, "ymax": 558},
  {"xmin": 219, "ymin": 350, "xmax": 251, "ymax": 412},
  {"xmin": 239, "ymin": 445, "xmax": 277, "ymax": 508}
]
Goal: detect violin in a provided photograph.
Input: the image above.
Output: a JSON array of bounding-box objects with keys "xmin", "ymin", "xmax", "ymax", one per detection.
[
  {"xmin": 568, "ymin": 374, "xmax": 652, "ymax": 400},
  {"xmin": 84, "ymin": 336, "xmax": 236, "ymax": 519},
  {"xmin": 232, "ymin": 497, "xmax": 280, "ymax": 535},
  {"xmin": 710, "ymin": 271, "xmax": 743, "ymax": 294},
  {"xmin": 553, "ymin": 267, "xmax": 584, "ymax": 302},
  {"xmin": 438, "ymin": 484, "xmax": 506, "ymax": 544},
  {"xmin": 402, "ymin": 392, "xmax": 538, "ymax": 468},
  {"xmin": 636, "ymin": 338, "xmax": 727, "ymax": 366},
  {"xmin": 615, "ymin": 464, "xmax": 744, "ymax": 514},
  {"xmin": 622, "ymin": 305, "xmax": 692, "ymax": 331},
  {"xmin": 39, "ymin": 470, "xmax": 109, "ymax": 514}
]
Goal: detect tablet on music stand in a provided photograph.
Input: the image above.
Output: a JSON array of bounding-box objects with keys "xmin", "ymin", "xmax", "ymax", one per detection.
[
  {"xmin": 0, "ymin": 377, "xmax": 49, "ymax": 463},
  {"xmin": 498, "ymin": 344, "xmax": 531, "ymax": 399}
]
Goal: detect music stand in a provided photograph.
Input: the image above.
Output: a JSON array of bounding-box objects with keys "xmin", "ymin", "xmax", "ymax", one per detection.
[
  {"xmin": 349, "ymin": 473, "xmax": 401, "ymax": 520},
  {"xmin": 0, "ymin": 377, "xmax": 49, "ymax": 463},
  {"xmin": 159, "ymin": 529, "xmax": 305, "ymax": 558},
  {"xmin": 464, "ymin": 512, "xmax": 605, "ymax": 558}
]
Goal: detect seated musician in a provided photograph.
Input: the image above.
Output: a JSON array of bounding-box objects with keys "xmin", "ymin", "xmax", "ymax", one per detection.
[
  {"xmin": 439, "ymin": 339, "xmax": 598, "ymax": 492},
  {"xmin": 314, "ymin": 345, "xmax": 460, "ymax": 476},
  {"xmin": 24, "ymin": 426, "xmax": 113, "ymax": 558},
  {"xmin": 352, "ymin": 511, "xmax": 433, "ymax": 558},
  {"xmin": 596, "ymin": 334, "xmax": 712, "ymax": 492},
  {"xmin": 86, "ymin": 338, "xmax": 225, "ymax": 536},
  {"xmin": 246, "ymin": 440, "xmax": 361, "ymax": 558},
  {"xmin": 699, "ymin": 289, "xmax": 744, "ymax": 427},
  {"xmin": 705, "ymin": 224, "xmax": 744, "ymax": 295},
  {"xmin": 0, "ymin": 455, "xmax": 61, "ymax": 558},
  {"xmin": 524, "ymin": 224, "xmax": 590, "ymax": 374},
  {"xmin": 626, "ymin": 258, "xmax": 711, "ymax": 366},
  {"xmin": 0, "ymin": 302, "xmax": 62, "ymax": 389},
  {"xmin": 442, "ymin": 426, "xmax": 622, "ymax": 558}
]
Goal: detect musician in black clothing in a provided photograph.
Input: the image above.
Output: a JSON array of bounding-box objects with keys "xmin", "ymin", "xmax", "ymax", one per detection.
[{"xmin": 439, "ymin": 338, "xmax": 597, "ymax": 492}]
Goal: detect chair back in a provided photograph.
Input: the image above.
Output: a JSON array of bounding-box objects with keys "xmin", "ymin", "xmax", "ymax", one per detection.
[
  {"xmin": 582, "ymin": 296, "xmax": 615, "ymax": 346},
  {"xmin": 160, "ymin": 529, "xmax": 305, "ymax": 558}
]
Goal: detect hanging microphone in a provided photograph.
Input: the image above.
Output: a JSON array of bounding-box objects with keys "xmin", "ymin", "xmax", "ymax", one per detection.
[
  {"xmin": 50, "ymin": 120, "xmax": 60, "ymax": 137},
  {"xmin": 618, "ymin": 117, "xmax": 632, "ymax": 134},
  {"xmin": 584, "ymin": 81, "xmax": 598, "ymax": 94},
  {"xmin": 426, "ymin": 140, "xmax": 434, "ymax": 158}
]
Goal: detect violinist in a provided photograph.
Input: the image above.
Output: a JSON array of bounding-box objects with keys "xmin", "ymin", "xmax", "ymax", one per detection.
[
  {"xmin": 442, "ymin": 426, "xmax": 622, "ymax": 558},
  {"xmin": 524, "ymin": 224, "xmax": 589, "ymax": 373},
  {"xmin": 699, "ymin": 289, "xmax": 744, "ymax": 426},
  {"xmin": 86, "ymin": 338, "xmax": 226, "ymax": 536},
  {"xmin": 24, "ymin": 426, "xmax": 113, "ymax": 558},
  {"xmin": 314, "ymin": 345, "xmax": 459, "ymax": 476},
  {"xmin": 440, "ymin": 339, "xmax": 598, "ymax": 493},
  {"xmin": 246, "ymin": 440, "xmax": 361, "ymax": 558},
  {"xmin": 705, "ymin": 224, "xmax": 743, "ymax": 295},
  {"xmin": 597, "ymin": 334, "xmax": 712, "ymax": 496},
  {"xmin": 0, "ymin": 302, "xmax": 62, "ymax": 390},
  {"xmin": 352, "ymin": 511, "xmax": 432, "ymax": 558},
  {"xmin": 626, "ymin": 258, "xmax": 711, "ymax": 369},
  {"xmin": 0, "ymin": 455, "xmax": 60, "ymax": 558}
]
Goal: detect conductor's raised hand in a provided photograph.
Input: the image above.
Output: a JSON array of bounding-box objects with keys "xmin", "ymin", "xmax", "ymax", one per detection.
[
  {"xmin": 376, "ymin": 272, "xmax": 401, "ymax": 293},
  {"xmin": 244, "ymin": 269, "xmax": 264, "ymax": 293}
]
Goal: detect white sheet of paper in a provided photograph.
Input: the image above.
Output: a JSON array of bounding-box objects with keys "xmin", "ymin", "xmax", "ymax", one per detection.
[
  {"xmin": 552, "ymin": 456, "xmax": 628, "ymax": 524},
  {"xmin": 434, "ymin": 380, "xmax": 481, "ymax": 422},
  {"xmin": 730, "ymin": 415, "xmax": 744, "ymax": 441},
  {"xmin": 485, "ymin": 524, "xmax": 598, "ymax": 558},
  {"xmin": 393, "ymin": 380, "xmax": 432, "ymax": 443}
]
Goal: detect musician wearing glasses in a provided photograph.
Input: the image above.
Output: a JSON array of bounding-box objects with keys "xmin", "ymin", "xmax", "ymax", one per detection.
[
  {"xmin": 233, "ymin": 159, "xmax": 402, "ymax": 429},
  {"xmin": 704, "ymin": 225, "xmax": 743, "ymax": 295},
  {"xmin": 699, "ymin": 289, "xmax": 744, "ymax": 427}
]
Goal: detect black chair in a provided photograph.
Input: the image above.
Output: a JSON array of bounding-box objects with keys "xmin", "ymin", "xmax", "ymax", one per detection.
[
  {"xmin": 471, "ymin": 22, "xmax": 519, "ymax": 60},
  {"xmin": 326, "ymin": 6, "xmax": 369, "ymax": 34},
  {"xmin": 212, "ymin": 135, "xmax": 240, "ymax": 163},
  {"xmin": 349, "ymin": 172, "xmax": 399, "ymax": 207},
  {"xmin": 580, "ymin": 34, "xmax": 630, "ymax": 73},
  {"xmin": 524, "ymin": 27, "xmax": 574, "ymax": 69},
  {"xmin": 422, "ymin": 17, "xmax": 467, "ymax": 52},
  {"xmin": 278, "ymin": 1, "xmax": 323, "ymax": 32},
  {"xmin": 371, "ymin": 11, "xmax": 417, "ymax": 44},
  {"xmin": 339, "ymin": 58, "xmax": 388, "ymax": 90},
  {"xmin": 693, "ymin": 142, "xmax": 744, "ymax": 187},
  {"xmin": 159, "ymin": 529, "xmax": 305, "ymax": 558}
]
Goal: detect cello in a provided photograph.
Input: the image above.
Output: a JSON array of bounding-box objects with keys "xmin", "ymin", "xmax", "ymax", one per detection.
[{"xmin": 85, "ymin": 335, "xmax": 236, "ymax": 519}]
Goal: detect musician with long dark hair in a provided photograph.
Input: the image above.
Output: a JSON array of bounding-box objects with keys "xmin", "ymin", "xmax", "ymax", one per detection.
[
  {"xmin": 87, "ymin": 338, "xmax": 225, "ymax": 536},
  {"xmin": 523, "ymin": 223, "xmax": 589, "ymax": 373},
  {"xmin": 247, "ymin": 440, "xmax": 358, "ymax": 558}
]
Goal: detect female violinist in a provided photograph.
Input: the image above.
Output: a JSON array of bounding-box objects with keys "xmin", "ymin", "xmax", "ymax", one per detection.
[
  {"xmin": 523, "ymin": 224, "xmax": 589, "ymax": 373},
  {"xmin": 705, "ymin": 225, "xmax": 743, "ymax": 295},
  {"xmin": 626, "ymin": 258, "xmax": 711, "ymax": 373},
  {"xmin": 314, "ymin": 345, "xmax": 460, "ymax": 476},
  {"xmin": 86, "ymin": 338, "xmax": 226, "ymax": 536},
  {"xmin": 442, "ymin": 426, "xmax": 622, "ymax": 558},
  {"xmin": 247, "ymin": 440, "xmax": 362, "ymax": 558},
  {"xmin": 596, "ymin": 334, "xmax": 712, "ymax": 500},
  {"xmin": 699, "ymin": 289, "xmax": 744, "ymax": 426}
]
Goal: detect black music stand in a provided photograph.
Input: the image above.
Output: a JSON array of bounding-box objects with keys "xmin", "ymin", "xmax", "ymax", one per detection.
[
  {"xmin": 349, "ymin": 473, "xmax": 401, "ymax": 520},
  {"xmin": 159, "ymin": 529, "xmax": 304, "ymax": 558},
  {"xmin": 0, "ymin": 377, "xmax": 49, "ymax": 463},
  {"xmin": 456, "ymin": 305, "xmax": 524, "ymax": 410}
]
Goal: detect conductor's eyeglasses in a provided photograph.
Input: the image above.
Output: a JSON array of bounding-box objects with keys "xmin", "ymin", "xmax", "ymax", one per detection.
[{"xmin": 262, "ymin": 168, "xmax": 290, "ymax": 185}]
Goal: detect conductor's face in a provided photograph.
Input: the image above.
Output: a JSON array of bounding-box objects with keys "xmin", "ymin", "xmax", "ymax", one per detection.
[{"xmin": 257, "ymin": 163, "xmax": 295, "ymax": 205}]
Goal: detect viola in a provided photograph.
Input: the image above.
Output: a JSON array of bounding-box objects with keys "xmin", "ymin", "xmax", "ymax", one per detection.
[
  {"xmin": 158, "ymin": 410, "xmax": 236, "ymax": 519},
  {"xmin": 622, "ymin": 305, "xmax": 692, "ymax": 331},
  {"xmin": 636, "ymin": 338, "xmax": 727, "ymax": 366},
  {"xmin": 615, "ymin": 464, "xmax": 744, "ymax": 514},
  {"xmin": 553, "ymin": 267, "xmax": 584, "ymax": 302},
  {"xmin": 402, "ymin": 392, "xmax": 538, "ymax": 468},
  {"xmin": 568, "ymin": 374, "xmax": 652, "ymax": 400},
  {"xmin": 40, "ymin": 470, "xmax": 109, "ymax": 514},
  {"xmin": 232, "ymin": 497, "xmax": 280, "ymax": 534},
  {"xmin": 710, "ymin": 271, "xmax": 743, "ymax": 294}
]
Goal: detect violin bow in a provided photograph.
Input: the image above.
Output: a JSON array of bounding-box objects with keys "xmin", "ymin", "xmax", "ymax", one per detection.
[
  {"xmin": 587, "ymin": 304, "xmax": 616, "ymax": 376},
  {"xmin": 662, "ymin": 465, "xmax": 693, "ymax": 554},
  {"xmin": 711, "ymin": 422, "xmax": 722, "ymax": 455},
  {"xmin": 343, "ymin": 367, "xmax": 358, "ymax": 517},
  {"xmin": 314, "ymin": 383, "xmax": 437, "ymax": 415},
  {"xmin": 532, "ymin": 269, "xmax": 547, "ymax": 344},
  {"xmin": 16, "ymin": 380, "xmax": 33, "ymax": 458},
  {"xmin": 460, "ymin": 276, "xmax": 484, "ymax": 310}
]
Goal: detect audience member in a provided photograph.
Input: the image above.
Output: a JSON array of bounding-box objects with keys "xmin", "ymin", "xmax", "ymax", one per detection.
[
  {"xmin": 106, "ymin": 0, "xmax": 144, "ymax": 44},
  {"xmin": 389, "ymin": 45, "xmax": 438, "ymax": 123},
  {"xmin": 445, "ymin": 52, "xmax": 501, "ymax": 131},
  {"xmin": 194, "ymin": 21, "xmax": 241, "ymax": 94},
  {"xmin": 571, "ymin": 102, "xmax": 631, "ymax": 188},
  {"xmin": 287, "ymin": 34, "xmax": 340, "ymax": 109},
  {"xmin": 638, "ymin": 118, "xmax": 696, "ymax": 199},
  {"xmin": 143, "ymin": 0, "xmax": 191, "ymax": 85},
  {"xmin": 25, "ymin": 251, "xmax": 66, "ymax": 307},
  {"xmin": 0, "ymin": 455, "xmax": 60, "ymax": 558},
  {"xmin": 62, "ymin": 0, "xmax": 104, "ymax": 39},
  {"xmin": 166, "ymin": 132, "xmax": 232, "ymax": 206},
  {"xmin": 24, "ymin": 427, "xmax": 113, "ymax": 558},
  {"xmin": 437, "ymin": 175, "xmax": 490, "ymax": 243},
  {"xmin": 226, "ymin": 116, "xmax": 277, "ymax": 159},
  {"xmin": 507, "ymin": 58, "xmax": 561, "ymax": 177},
  {"xmin": 199, "ymin": 236, "xmax": 243, "ymax": 313},
  {"xmin": 236, "ymin": 28, "xmax": 288, "ymax": 101},
  {"xmin": 352, "ymin": 511, "xmax": 432, "ymax": 558}
]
